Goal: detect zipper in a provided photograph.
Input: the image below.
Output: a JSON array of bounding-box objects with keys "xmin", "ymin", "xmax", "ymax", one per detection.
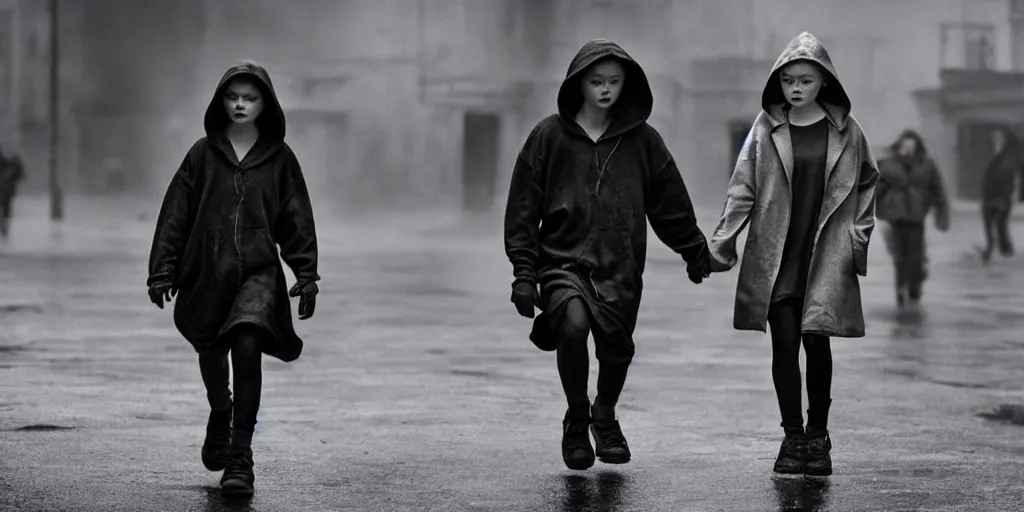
[
  {"xmin": 593, "ymin": 136, "xmax": 622, "ymax": 195},
  {"xmin": 233, "ymin": 169, "xmax": 245, "ymax": 285}
]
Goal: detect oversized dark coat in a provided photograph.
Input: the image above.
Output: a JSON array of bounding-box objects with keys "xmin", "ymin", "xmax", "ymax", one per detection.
[
  {"xmin": 876, "ymin": 130, "xmax": 949, "ymax": 226},
  {"xmin": 709, "ymin": 32, "xmax": 879, "ymax": 338},
  {"xmin": 147, "ymin": 62, "xmax": 319, "ymax": 362},
  {"xmin": 504, "ymin": 39, "xmax": 708, "ymax": 362}
]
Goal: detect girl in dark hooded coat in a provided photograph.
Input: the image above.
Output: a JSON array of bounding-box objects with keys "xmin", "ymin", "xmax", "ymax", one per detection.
[
  {"xmin": 147, "ymin": 61, "xmax": 319, "ymax": 498},
  {"xmin": 708, "ymin": 33, "xmax": 879, "ymax": 477},
  {"xmin": 976, "ymin": 125, "xmax": 1023, "ymax": 263},
  {"xmin": 876, "ymin": 129, "xmax": 949, "ymax": 307},
  {"xmin": 504, "ymin": 39, "xmax": 710, "ymax": 471}
]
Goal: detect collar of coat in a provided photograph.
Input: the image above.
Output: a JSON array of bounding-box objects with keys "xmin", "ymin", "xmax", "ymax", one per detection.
[{"xmin": 761, "ymin": 101, "xmax": 853, "ymax": 191}]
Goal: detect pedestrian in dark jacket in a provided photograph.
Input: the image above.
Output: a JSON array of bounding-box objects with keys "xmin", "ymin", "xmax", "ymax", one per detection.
[
  {"xmin": 976, "ymin": 125, "xmax": 1022, "ymax": 263},
  {"xmin": 0, "ymin": 148, "xmax": 24, "ymax": 240},
  {"xmin": 147, "ymin": 61, "xmax": 320, "ymax": 498},
  {"xmin": 708, "ymin": 32, "xmax": 879, "ymax": 477},
  {"xmin": 876, "ymin": 129, "xmax": 949, "ymax": 307},
  {"xmin": 504, "ymin": 39, "xmax": 710, "ymax": 471}
]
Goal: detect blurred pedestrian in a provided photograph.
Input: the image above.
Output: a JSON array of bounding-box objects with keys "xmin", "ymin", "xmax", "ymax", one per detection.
[
  {"xmin": 0, "ymin": 147, "xmax": 24, "ymax": 240},
  {"xmin": 708, "ymin": 32, "xmax": 879, "ymax": 477},
  {"xmin": 875, "ymin": 129, "xmax": 949, "ymax": 307},
  {"xmin": 503, "ymin": 39, "xmax": 710, "ymax": 471},
  {"xmin": 147, "ymin": 60, "xmax": 320, "ymax": 498},
  {"xmin": 976, "ymin": 125, "xmax": 1022, "ymax": 263}
]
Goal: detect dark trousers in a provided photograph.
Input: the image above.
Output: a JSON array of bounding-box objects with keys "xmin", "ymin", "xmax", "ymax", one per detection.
[
  {"xmin": 197, "ymin": 323, "xmax": 265, "ymax": 432},
  {"xmin": 551, "ymin": 297, "xmax": 630, "ymax": 420},
  {"xmin": 982, "ymin": 207, "xmax": 1013, "ymax": 257},
  {"xmin": 766, "ymin": 298, "xmax": 832, "ymax": 433},
  {"xmin": 888, "ymin": 222, "xmax": 927, "ymax": 300}
]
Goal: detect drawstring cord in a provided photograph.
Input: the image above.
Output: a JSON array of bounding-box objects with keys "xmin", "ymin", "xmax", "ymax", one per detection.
[{"xmin": 594, "ymin": 136, "xmax": 622, "ymax": 194}]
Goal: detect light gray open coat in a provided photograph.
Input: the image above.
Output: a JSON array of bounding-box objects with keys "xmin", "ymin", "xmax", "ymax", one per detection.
[{"xmin": 709, "ymin": 32, "xmax": 879, "ymax": 338}]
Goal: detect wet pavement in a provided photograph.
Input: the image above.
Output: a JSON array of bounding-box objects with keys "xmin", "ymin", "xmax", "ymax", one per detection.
[{"xmin": 2, "ymin": 195, "xmax": 1024, "ymax": 511}]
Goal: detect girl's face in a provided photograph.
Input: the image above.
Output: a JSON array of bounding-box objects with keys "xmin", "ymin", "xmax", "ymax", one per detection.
[
  {"xmin": 580, "ymin": 60, "xmax": 625, "ymax": 111},
  {"xmin": 992, "ymin": 129, "xmax": 1007, "ymax": 152},
  {"xmin": 779, "ymin": 61, "xmax": 824, "ymax": 109},
  {"xmin": 223, "ymin": 80, "xmax": 264, "ymax": 125}
]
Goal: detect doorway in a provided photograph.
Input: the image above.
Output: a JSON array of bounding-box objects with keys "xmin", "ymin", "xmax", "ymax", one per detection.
[
  {"xmin": 727, "ymin": 119, "xmax": 753, "ymax": 178},
  {"xmin": 462, "ymin": 112, "xmax": 501, "ymax": 213}
]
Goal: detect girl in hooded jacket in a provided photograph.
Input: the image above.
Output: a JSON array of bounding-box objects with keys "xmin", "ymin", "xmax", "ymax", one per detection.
[
  {"xmin": 708, "ymin": 32, "xmax": 879, "ymax": 477},
  {"xmin": 147, "ymin": 61, "xmax": 320, "ymax": 498},
  {"xmin": 504, "ymin": 39, "xmax": 710, "ymax": 471}
]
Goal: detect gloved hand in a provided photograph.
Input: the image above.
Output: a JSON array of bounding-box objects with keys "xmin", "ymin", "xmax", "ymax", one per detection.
[
  {"xmin": 686, "ymin": 248, "xmax": 712, "ymax": 284},
  {"xmin": 511, "ymin": 280, "xmax": 541, "ymax": 319},
  {"xmin": 935, "ymin": 210, "xmax": 950, "ymax": 233},
  {"xmin": 148, "ymin": 280, "xmax": 176, "ymax": 309},
  {"xmin": 289, "ymin": 280, "xmax": 318, "ymax": 320}
]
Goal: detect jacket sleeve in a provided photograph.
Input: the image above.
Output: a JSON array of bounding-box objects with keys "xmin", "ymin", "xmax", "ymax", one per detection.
[
  {"xmin": 851, "ymin": 131, "xmax": 880, "ymax": 277},
  {"xmin": 645, "ymin": 142, "xmax": 708, "ymax": 265},
  {"xmin": 503, "ymin": 130, "xmax": 545, "ymax": 288},
  {"xmin": 927, "ymin": 159, "xmax": 950, "ymax": 227},
  {"xmin": 873, "ymin": 159, "xmax": 890, "ymax": 220},
  {"xmin": 147, "ymin": 149, "xmax": 198, "ymax": 287},
  {"xmin": 709, "ymin": 124, "xmax": 757, "ymax": 269},
  {"xmin": 274, "ymin": 150, "xmax": 320, "ymax": 283}
]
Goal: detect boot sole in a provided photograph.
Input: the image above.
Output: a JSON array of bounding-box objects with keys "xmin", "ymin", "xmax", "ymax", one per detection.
[
  {"xmin": 773, "ymin": 465, "xmax": 805, "ymax": 474},
  {"xmin": 220, "ymin": 481, "xmax": 254, "ymax": 498},
  {"xmin": 596, "ymin": 452, "xmax": 631, "ymax": 464},
  {"xmin": 805, "ymin": 467, "xmax": 832, "ymax": 477},
  {"xmin": 562, "ymin": 452, "xmax": 595, "ymax": 471}
]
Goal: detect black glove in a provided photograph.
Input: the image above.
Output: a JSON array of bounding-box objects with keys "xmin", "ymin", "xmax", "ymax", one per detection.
[
  {"xmin": 289, "ymin": 280, "xmax": 319, "ymax": 320},
  {"xmin": 511, "ymin": 280, "xmax": 541, "ymax": 319},
  {"xmin": 148, "ymin": 280, "xmax": 176, "ymax": 309},
  {"xmin": 686, "ymin": 248, "xmax": 711, "ymax": 284}
]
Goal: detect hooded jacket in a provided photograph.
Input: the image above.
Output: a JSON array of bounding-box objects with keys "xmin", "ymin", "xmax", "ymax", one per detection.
[
  {"xmin": 147, "ymin": 61, "xmax": 319, "ymax": 362},
  {"xmin": 504, "ymin": 39, "xmax": 708, "ymax": 362},
  {"xmin": 876, "ymin": 129, "xmax": 949, "ymax": 225},
  {"xmin": 709, "ymin": 32, "xmax": 879, "ymax": 338},
  {"xmin": 981, "ymin": 127, "xmax": 1024, "ymax": 213}
]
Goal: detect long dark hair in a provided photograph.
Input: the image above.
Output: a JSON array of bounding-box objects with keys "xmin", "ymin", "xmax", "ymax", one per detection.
[{"xmin": 889, "ymin": 129, "xmax": 928, "ymax": 160}]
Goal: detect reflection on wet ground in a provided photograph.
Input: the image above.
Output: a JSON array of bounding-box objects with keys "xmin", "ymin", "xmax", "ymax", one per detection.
[
  {"xmin": 772, "ymin": 476, "xmax": 831, "ymax": 511},
  {"xmin": 557, "ymin": 472, "xmax": 631, "ymax": 512}
]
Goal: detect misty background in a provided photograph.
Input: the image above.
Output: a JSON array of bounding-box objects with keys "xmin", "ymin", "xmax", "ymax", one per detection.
[{"xmin": 2, "ymin": 0, "xmax": 1021, "ymax": 219}]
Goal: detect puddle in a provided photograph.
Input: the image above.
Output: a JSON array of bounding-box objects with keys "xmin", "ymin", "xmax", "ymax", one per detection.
[
  {"xmin": 0, "ymin": 304, "xmax": 43, "ymax": 314},
  {"xmin": 979, "ymin": 404, "xmax": 1024, "ymax": 426},
  {"xmin": 10, "ymin": 424, "xmax": 77, "ymax": 432}
]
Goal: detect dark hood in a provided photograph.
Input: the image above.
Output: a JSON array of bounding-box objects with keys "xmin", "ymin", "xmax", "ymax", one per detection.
[
  {"xmin": 204, "ymin": 61, "xmax": 285, "ymax": 144},
  {"xmin": 762, "ymin": 32, "xmax": 851, "ymax": 127},
  {"xmin": 557, "ymin": 39, "xmax": 653, "ymax": 139}
]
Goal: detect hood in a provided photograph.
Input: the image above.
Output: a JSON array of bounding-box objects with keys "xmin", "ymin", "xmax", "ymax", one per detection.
[
  {"xmin": 204, "ymin": 61, "xmax": 285, "ymax": 144},
  {"xmin": 557, "ymin": 39, "xmax": 653, "ymax": 139},
  {"xmin": 762, "ymin": 32, "xmax": 851, "ymax": 128}
]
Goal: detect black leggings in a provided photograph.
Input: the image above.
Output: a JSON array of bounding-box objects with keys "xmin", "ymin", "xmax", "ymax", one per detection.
[
  {"xmin": 982, "ymin": 207, "xmax": 1013, "ymax": 257},
  {"xmin": 767, "ymin": 298, "xmax": 832, "ymax": 432},
  {"xmin": 197, "ymin": 323, "xmax": 264, "ymax": 432},
  {"xmin": 554, "ymin": 298, "xmax": 629, "ymax": 420}
]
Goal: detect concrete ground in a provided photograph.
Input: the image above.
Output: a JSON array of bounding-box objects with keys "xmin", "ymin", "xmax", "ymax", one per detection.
[{"xmin": 1, "ymin": 195, "xmax": 1024, "ymax": 511}]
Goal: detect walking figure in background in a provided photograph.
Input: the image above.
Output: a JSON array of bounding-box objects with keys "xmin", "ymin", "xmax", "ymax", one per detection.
[
  {"xmin": 504, "ymin": 39, "xmax": 710, "ymax": 471},
  {"xmin": 147, "ymin": 61, "xmax": 320, "ymax": 498},
  {"xmin": 976, "ymin": 126, "xmax": 1022, "ymax": 264},
  {"xmin": 875, "ymin": 129, "xmax": 949, "ymax": 308},
  {"xmin": 708, "ymin": 32, "xmax": 879, "ymax": 477},
  {"xmin": 0, "ymin": 147, "xmax": 24, "ymax": 240}
]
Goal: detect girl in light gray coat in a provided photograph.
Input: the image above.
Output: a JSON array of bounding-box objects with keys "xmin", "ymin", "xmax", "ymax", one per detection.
[{"xmin": 709, "ymin": 32, "xmax": 879, "ymax": 477}]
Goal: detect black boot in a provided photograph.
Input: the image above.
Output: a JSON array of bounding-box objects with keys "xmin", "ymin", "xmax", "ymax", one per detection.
[
  {"xmin": 805, "ymin": 428, "xmax": 832, "ymax": 476},
  {"xmin": 201, "ymin": 394, "xmax": 232, "ymax": 472},
  {"xmin": 561, "ymin": 411, "xmax": 595, "ymax": 471},
  {"xmin": 773, "ymin": 428, "xmax": 807, "ymax": 474},
  {"xmin": 805, "ymin": 399, "xmax": 833, "ymax": 476},
  {"xmin": 589, "ymin": 405, "xmax": 631, "ymax": 464},
  {"xmin": 220, "ymin": 429, "xmax": 255, "ymax": 498}
]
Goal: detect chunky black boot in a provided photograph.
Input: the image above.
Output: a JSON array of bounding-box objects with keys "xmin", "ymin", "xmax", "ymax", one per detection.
[
  {"xmin": 805, "ymin": 429, "xmax": 832, "ymax": 476},
  {"xmin": 773, "ymin": 429, "xmax": 807, "ymax": 474},
  {"xmin": 201, "ymin": 397, "xmax": 232, "ymax": 471},
  {"xmin": 589, "ymin": 405, "xmax": 630, "ymax": 464},
  {"xmin": 561, "ymin": 411, "xmax": 595, "ymax": 471},
  {"xmin": 220, "ymin": 429, "xmax": 255, "ymax": 498}
]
